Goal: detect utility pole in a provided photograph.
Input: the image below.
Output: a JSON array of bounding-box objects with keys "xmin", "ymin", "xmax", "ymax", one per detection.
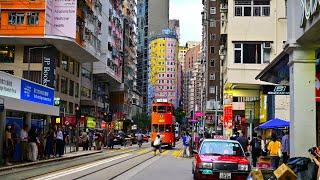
[{"xmin": 75, "ymin": 105, "xmax": 81, "ymax": 151}]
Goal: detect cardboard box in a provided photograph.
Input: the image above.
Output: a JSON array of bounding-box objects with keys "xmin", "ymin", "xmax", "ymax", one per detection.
[
  {"xmin": 274, "ymin": 164, "xmax": 297, "ymax": 180},
  {"xmin": 249, "ymin": 169, "xmax": 264, "ymax": 180}
]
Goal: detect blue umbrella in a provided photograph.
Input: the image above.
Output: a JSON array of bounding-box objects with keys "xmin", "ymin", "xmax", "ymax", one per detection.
[{"xmin": 256, "ymin": 118, "xmax": 289, "ymax": 129}]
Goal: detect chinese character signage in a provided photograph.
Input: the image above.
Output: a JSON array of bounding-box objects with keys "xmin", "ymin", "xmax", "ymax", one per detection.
[
  {"xmin": 0, "ymin": 72, "xmax": 21, "ymax": 99},
  {"xmin": 223, "ymin": 105, "xmax": 233, "ymax": 128}
]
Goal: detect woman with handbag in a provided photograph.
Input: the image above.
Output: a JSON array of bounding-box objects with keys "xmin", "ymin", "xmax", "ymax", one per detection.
[{"xmin": 267, "ymin": 134, "xmax": 282, "ymax": 169}]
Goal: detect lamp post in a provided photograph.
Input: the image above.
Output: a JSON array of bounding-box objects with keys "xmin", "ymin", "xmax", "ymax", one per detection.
[{"xmin": 27, "ymin": 46, "xmax": 51, "ymax": 80}]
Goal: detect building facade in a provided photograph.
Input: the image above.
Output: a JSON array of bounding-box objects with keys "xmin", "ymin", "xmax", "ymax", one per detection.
[
  {"xmin": 136, "ymin": 0, "xmax": 169, "ymax": 113},
  {"xmin": 220, "ymin": 0, "xmax": 287, "ymax": 137},
  {"xmin": 148, "ymin": 30, "xmax": 179, "ymax": 109}
]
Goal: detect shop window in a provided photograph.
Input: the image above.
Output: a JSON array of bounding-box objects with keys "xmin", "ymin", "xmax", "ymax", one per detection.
[
  {"xmin": 23, "ymin": 46, "xmax": 42, "ymax": 63},
  {"xmin": 75, "ymin": 83, "xmax": 79, "ymax": 98},
  {"xmin": 27, "ymin": 12, "xmax": 39, "ymax": 25},
  {"xmin": 0, "ymin": 45, "xmax": 15, "ymax": 63},
  {"xmin": 61, "ymin": 76, "xmax": 68, "ymax": 94},
  {"xmin": 61, "ymin": 54, "xmax": 69, "ymax": 72},
  {"xmin": 22, "ymin": 71, "xmax": 41, "ymax": 84},
  {"xmin": 69, "ymin": 80, "xmax": 74, "ymax": 96},
  {"xmin": 8, "ymin": 12, "xmax": 25, "ymax": 25}
]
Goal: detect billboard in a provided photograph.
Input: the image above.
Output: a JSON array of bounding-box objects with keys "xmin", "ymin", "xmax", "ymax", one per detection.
[
  {"xmin": 42, "ymin": 47, "xmax": 57, "ymax": 88},
  {"xmin": 0, "ymin": 72, "xmax": 21, "ymax": 99},
  {"xmin": 45, "ymin": 0, "xmax": 77, "ymax": 39},
  {"xmin": 20, "ymin": 79, "xmax": 55, "ymax": 106}
]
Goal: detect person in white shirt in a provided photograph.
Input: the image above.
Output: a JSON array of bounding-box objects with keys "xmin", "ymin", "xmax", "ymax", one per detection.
[
  {"xmin": 20, "ymin": 124, "xmax": 29, "ymax": 161},
  {"xmin": 55, "ymin": 126, "xmax": 64, "ymax": 157}
]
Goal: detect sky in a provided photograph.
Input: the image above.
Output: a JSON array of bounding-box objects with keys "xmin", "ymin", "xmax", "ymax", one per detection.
[{"xmin": 170, "ymin": 0, "xmax": 202, "ymax": 46}]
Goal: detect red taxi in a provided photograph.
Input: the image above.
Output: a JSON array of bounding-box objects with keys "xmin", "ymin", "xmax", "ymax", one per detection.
[{"xmin": 192, "ymin": 139, "xmax": 250, "ymax": 180}]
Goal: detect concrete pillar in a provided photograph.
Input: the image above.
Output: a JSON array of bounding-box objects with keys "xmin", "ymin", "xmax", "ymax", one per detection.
[
  {"xmin": 26, "ymin": 112, "xmax": 32, "ymax": 129},
  {"xmin": 289, "ymin": 48, "xmax": 316, "ymax": 157},
  {"xmin": 0, "ymin": 110, "xmax": 6, "ymax": 161}
]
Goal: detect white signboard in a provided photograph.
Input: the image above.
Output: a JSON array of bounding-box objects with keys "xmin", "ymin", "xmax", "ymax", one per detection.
[
  {"xmin": 45, "ymin": 0, "xmax": 77, "ymax": 39},
  {"xmin": 232, "ymin": 102, "xmax": 245, "ymax": 110},
  {"xmin": 0, "ymin": 72, "xmax": 21, "ymax": 99}
]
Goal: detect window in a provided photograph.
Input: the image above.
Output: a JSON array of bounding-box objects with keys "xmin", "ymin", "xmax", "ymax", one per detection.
[
  {"xmin": 0, "ymin": 45, "xmax": 15, "ymax": 63},
  {"xmin": 81, "ymin": 86, "xmax": 91, "ymax": 98},
  {"xmin": 210, "ymin": 46, "xmax": 215, "ymax": 54},
  {"xmin": 61, "ymin": 54, "xmax": 69, "ymax": 71},
  {"xmin": 209, "ymin": 86, "xmax": 216, "ymax": 94},
  {"xmin": 210, "ymin": 7, "xmax": 216, "ymax": 14},
  {"xmin": 27, "ymin": 12, "xmax": 39, "ymax": 25},
  {"xmin": 69, "ymin": 80, "xmax": 74, "ymax": 96},
  {"xmin": 82, "ymin": 67, "xmax": 92, "ymax": 80},
  {"xmin": 69, "ymin": 102, "xmax": 73, "ymax": 114},
  {"xmin": 69, "ymin": 58, "xmax": 74, "ymax": 75},
  {"xmin": 74, "ymin": 62, "xmax": 80, "ymax": 77},
  {"xmin": 210, "ymin": 34, "xmax": 216, "ymax": 41},
  {"xmin": 235, "ymin": 0, "xmax": 270, "ymax": 17},
  {"xmin": 210, "ymin": 73, "xmax": 215, "ymax": 80},
  {"xmin": 210, "ymin": 59, "xmax": 215, "ymax": 67},
  {"xmin": 8, "ymin": 12, "xmax": 25, "ymax": 25},
  {"xmin": 209, "ymin": 21, "xmax": 216, "ymax": 28},
  {"xmin": 61, "ymin": 76, "xmax": 68, "ymax": 94},
  {"xmin": 23, "ymin": 46, "xmax": 42, "ymax": 63},
  {"xmin": 22, "ymin": 71, "xmax": 41, "ymax": 84},
  {"xmin": 234, "ymin": 42, "xmax": 270, "ymax": 64}
]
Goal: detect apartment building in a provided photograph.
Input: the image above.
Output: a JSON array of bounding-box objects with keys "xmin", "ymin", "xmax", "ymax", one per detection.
[
  {"xmin": 220, "ymin": 0, "xmax": 287, "ymax": 137},
  {"xmin": 148, "ymin": 29, "xmax": 179, "ymax": 109}
]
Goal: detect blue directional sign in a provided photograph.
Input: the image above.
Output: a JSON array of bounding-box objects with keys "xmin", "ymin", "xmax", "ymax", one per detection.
[{"xmin": 20, "ymin": 79, "xmax": 54, "ymax": 106}]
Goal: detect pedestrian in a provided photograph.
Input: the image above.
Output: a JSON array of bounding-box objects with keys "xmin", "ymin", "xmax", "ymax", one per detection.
[
  {"xmin": 81, "ymin": 130, "xmax": 89, "ymax": 151},
  {"xmin": 20, "ymin": 124, "xmax": 29, "ymax": 161},
  {"xmin": 249, "ymin": 133, "xmax": 262, "ymax": 167},
  {"xmin": 28, "ymin": 127, "xmax": 38, "ymax": 162},
  {"xmin": 55, "ymin": 126, "xmax": 64, "ymax": 157},
  {"xmin": 45, "ymin": 127, "xmax": 54, "ymax": 158},
  {"xmin": 236, "ymin": 131, "xmax": 249, "ymax": 152},
  {"xmin": 153, "ymin": 134, "xmax": 161, "ymax": 155},
  {"xmin": 12, "ymin": 125, "xmax": 21, "ymax": 162},
  {"xmin": 4, "ymin": 125, "xmax": 13, "ymax": 165},
  {"xmin": 267, "ymin": 134, "xmax": 282, "ymax": 169},
  {"xmin": 37, "ymin": 131, "xmax": 45, "ymax": 160},
  {"xmin": 281, "ymin": 131, "xmax": 290, "ymax": 164},
  {"xmin": 182, "ymin": 132, "xmax": 191, "ymax": 157},
  {"xmin": 88, "ymin": 130, "xmax": 94, "ymax": 150}
]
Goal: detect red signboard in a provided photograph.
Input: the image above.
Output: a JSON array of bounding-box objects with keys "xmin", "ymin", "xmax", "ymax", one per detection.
[
  {"xmin": 101, "ymin": 121, "xmax": 107, "ymax": 129},
  {"xmin": 223, "ymin": 105, "xmax": 233, "ymax": 128},
  {"xmin": 63, "ymin": 115, "xmax": 77, "ymax": 126},
  {"xmin": 316, "ymin": 72, "xmax": 320, "ymax": 102}
]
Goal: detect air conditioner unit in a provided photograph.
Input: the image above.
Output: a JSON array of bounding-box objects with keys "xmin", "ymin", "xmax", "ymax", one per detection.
[{"xmin": 263, "ymin": 42, "xmax": 272, "ymax": 49}]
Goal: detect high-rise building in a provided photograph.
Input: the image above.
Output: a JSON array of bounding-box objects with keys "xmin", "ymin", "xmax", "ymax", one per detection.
[
  {"xmin": 220, "ymin": 0, "xmax": 287, "ymax": 137},
  {"xmin": 202, "ymin": 0, "xmax": 222, "ymax": 131},
  {"xmin": 137, "ymin": 0, "xmax": 169, "ymax": 113},
  {"xmin": 169, "ymin": 19, "xmax": 180, "ymax": 40},
  {"xmin": 148, "ymin": 29, "xmax": 179, "ymax": 109}
]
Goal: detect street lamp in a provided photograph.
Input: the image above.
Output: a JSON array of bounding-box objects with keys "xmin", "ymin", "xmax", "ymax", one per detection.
[{"xmin": 27, "ymin": 46, "xmax": 51, "ymax": 80}]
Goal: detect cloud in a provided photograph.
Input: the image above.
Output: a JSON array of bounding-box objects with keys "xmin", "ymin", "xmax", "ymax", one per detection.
[{"xmin": 170, "ymin": 0, "xmax": 202, "ymax": 45}]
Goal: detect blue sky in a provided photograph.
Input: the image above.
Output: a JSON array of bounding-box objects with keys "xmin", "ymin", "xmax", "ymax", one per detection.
[{"xmin": 170, "ymin": 0, "xmax": 202, "ymax": 45}]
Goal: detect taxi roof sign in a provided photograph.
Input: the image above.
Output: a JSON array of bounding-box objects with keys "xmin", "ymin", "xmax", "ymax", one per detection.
[{"xmin": 214, "ymin": 135, "xmax": 227, "ymax": 140}]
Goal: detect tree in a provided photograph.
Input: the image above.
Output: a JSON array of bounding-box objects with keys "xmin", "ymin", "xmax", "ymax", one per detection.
[{"xmin": 175, "ymin": 107, "xmax": 186, "ymax": 124}]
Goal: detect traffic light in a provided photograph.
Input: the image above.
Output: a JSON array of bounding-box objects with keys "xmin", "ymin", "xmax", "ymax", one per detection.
[{"xmin": 75, "ymin": 105, "xmax": 81, "ymax": 119}]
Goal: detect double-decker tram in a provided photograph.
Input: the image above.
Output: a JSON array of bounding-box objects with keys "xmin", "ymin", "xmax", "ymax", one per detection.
[{"xmin": 151, "ymin": 101, "xmax": 176, "ymax": 148}]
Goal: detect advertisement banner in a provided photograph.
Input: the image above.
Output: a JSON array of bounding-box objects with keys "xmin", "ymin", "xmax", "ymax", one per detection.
[
  {"xmin": 63, "ymin": 115, "xmax": 77, "ymax": 126},
  {"xmin": 0, "ymin": 72, "xmax": 21, "ymax": 99},
  {"xmin": 21, "ymin": 79, "xmax": 54, "ymax": 106},
  {"xmin": 86, "ymin": 117, "xmax": 96, "ymax": 128},
  {"xmin": 42, "ymin": 47, "xmax": 57, "ymax": 88},
  {"xmin": 223, "ymin": 105, "xmax": 233, "ymax": 128},
  {"xmin": 45, "ymin": 0, "xmax": 77, "ymax": 39}
]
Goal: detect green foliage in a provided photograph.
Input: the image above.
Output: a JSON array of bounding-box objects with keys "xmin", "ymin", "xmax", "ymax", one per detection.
[{"xmin": 175, "ymin": 107, "xmax": 186, "ymax": 124}]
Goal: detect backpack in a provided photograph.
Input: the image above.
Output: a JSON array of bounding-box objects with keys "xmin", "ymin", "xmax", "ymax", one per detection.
[{"xmin": 253, "ymin": 138, "xmax": 261, "ymax": 150}]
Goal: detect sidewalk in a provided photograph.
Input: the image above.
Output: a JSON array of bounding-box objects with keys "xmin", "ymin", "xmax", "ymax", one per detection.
[{"xmin": 0, "ymin": 146, "xmax": 103, "ymax": 172}]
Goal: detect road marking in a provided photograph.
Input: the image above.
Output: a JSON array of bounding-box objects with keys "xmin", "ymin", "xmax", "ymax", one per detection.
[
  {"xmin": 160, "ymin": 150, "xmax": 169, "ymax": 155},
  {"xmin": 137, "ymin": 149, "xmax": 149, "ymax": 154},
  {"xmin": 171, "ymin": 150, "xmax": 181, "ymax": 157},
  {"xmin": 33, "ymin": 153, "xmax": 132, "ymax": 180}
]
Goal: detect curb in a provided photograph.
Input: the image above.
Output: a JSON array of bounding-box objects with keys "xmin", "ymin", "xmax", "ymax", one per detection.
[{"xmin": 0, "ymin": 150, "xmax": 103, "ymax": 172}]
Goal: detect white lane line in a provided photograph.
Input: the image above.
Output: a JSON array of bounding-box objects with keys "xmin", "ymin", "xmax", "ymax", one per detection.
[{"xmin": 33, "ymin": 153, "xmax": 132, "ymax": 180}]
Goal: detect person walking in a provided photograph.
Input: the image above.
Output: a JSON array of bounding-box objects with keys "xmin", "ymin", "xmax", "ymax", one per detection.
[
  {"xmin": 267, "ymin": 134, "xmax": 282, "ymax": 169},
  {"xmin": 4, "ymin": 125, "xmax": 13, "ymax": 165},
  {"xmin": 20, "ymin": 124, "xmax": 29, "ymax": 161},
  {"xmin": 236, "ymin": 131, "xmax": 249, "ymax": 152},
  {"xmin": 45, "ymin": 128, "xmax": 54, "ymax": 158},
  {"xmin": 249, "ymin": 133, "xmax": 262, "ymax": 167},
  {"xmin": 153, "ymin": 134, "xmax": 161, "ymax": 155},
  {"xmin": 28, "ymin": 127, "xmax": 38, "ymax": 162},
  {"xmin": 88, "ymin": 130, "xmax": 94, "ymax": 150},
  {"xmin": 281, "ymin": 131, "xmax": 290, "ymax": 164},
  {"xmin": 56, "ymin": 126, "xmax": 64, "ymax": 157},
  {"xmin": 182, "ymin": 132, "xmax": 191, "ymax": 158}
]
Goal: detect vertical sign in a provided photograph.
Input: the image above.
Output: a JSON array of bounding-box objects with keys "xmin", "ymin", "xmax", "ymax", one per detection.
[
  {"xmin": 223, "ymin": 105, "xmax": 233, "ymax": 128},
  {"xmin": 45, "ymin": 0, "xmax": 77, "ymax": 38},
  {"xmin": 42, "ymin": 47, "xmax": 57, "ymax": 88}
]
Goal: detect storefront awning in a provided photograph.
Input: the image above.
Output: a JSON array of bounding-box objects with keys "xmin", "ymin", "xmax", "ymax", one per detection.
[{"xmin": 255, "ymin": 51, "xmax": 289, "ymax": 85}]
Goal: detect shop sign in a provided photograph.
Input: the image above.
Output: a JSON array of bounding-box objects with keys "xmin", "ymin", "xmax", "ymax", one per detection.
[
  {"xmin": 54, "ymin": 97, "xmax": 60, "ymax": 106},
  {"xmin": 0, "ymin": 71, "xmax": 21, "ymax": 99},
  {"xmin": 86, "ymin": 117, "xmax": 96, "ymax": 128},
  {"xmin": 223, "ymin": 105, "xmax": 233, "ymax": 128},
  {"xmin": 232, "ymin": 102, "xmax": 245, "ymax": 110},
  {"xmin": 21, "ymin": 79, "xmax": 54, "ymax": 106},
  {"xmin": 63, "ymin": 115, "xmax": 76, "ymax": 126},
  {"xmin": 262, "ymin": 85, "xmax": 289, "ymax": 95},
  {"xmin": 195, "ymin": 112, "xmax": 203, "ymax": 117},
  {"xmin": 56, "ymin": 117, "xmax": 61, "ymax": 124},
  {"xmin": 300, "ymin": 0, "xmax": 320, "ymax": 27},
  {"xmin": 316, "ymin": 72, "xmax": 320, "ymax": 102},
  {"xmin": 42, "ymin": 47, "xmax": 56, "ymax": 88}
]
